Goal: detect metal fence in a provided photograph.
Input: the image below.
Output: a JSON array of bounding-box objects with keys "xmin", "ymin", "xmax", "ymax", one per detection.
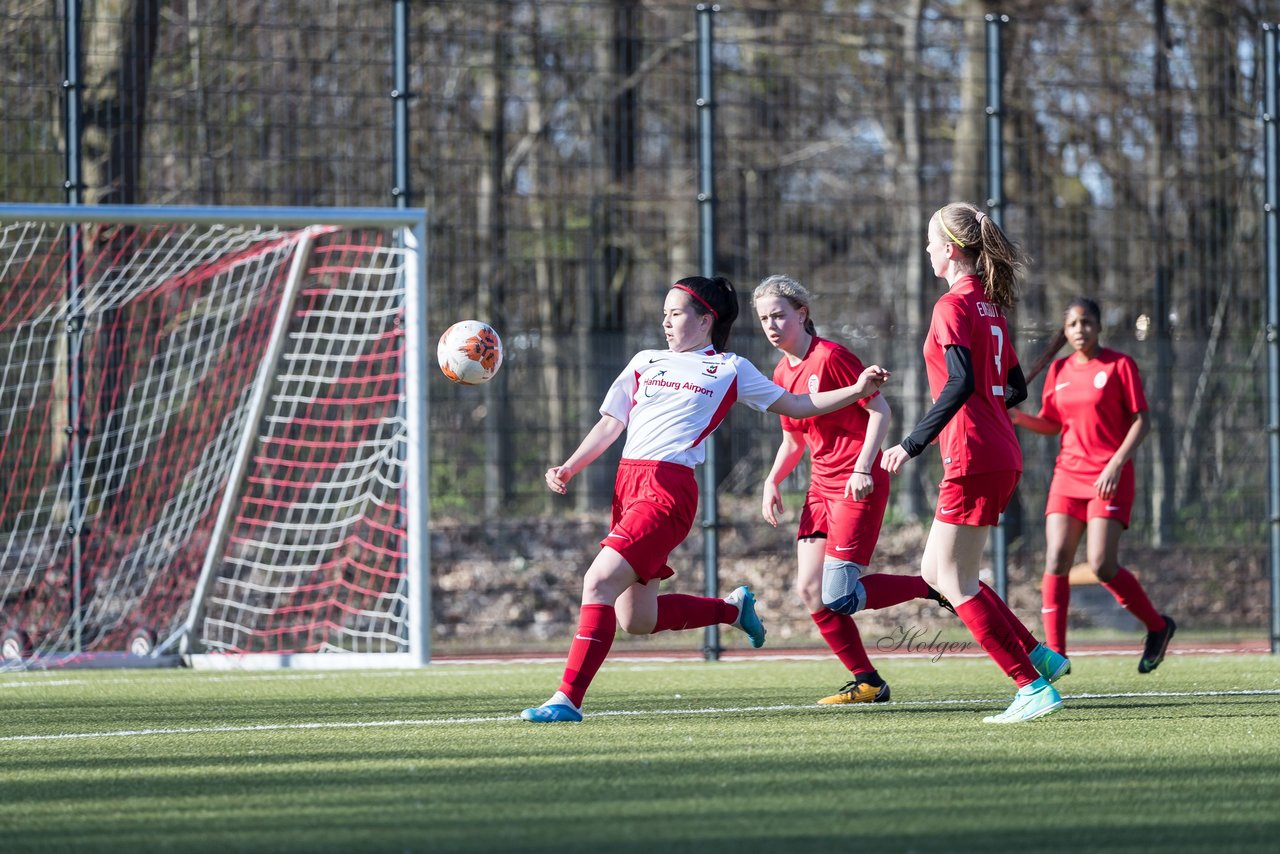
[{"xmin": 1, "ymin": 1, "xmax": 1276, "ymax": 646}]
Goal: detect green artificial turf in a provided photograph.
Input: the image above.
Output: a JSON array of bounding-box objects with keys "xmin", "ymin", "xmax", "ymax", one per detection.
[{"xmin": 1, "ymin": 654, "xmax": 1277, "ymax": 852}]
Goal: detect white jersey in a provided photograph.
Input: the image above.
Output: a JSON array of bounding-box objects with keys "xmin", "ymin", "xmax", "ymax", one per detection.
[{"xmin": 600, "ymin": 347, "xmax": 785, "ymax": 468}]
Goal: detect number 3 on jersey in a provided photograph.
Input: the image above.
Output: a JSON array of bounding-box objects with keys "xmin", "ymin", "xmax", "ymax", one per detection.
[{"xmin": 989, "ymin": 325, "xmax": 1005, "ymax": 398}]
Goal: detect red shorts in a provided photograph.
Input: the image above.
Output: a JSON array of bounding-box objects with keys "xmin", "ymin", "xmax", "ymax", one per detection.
[
  {"xmin": 600, "ymin": 459, "xmax": 698, "ymax": 583},
  {"xmin": 935, "ymin": 470, "xmax": 1020, "ymax": 527},
  {"xmin": 797, "ymin": 483, "xmax": 888, "ymax": 567},
  {"xmin": 1046, "ymin": 467, "xmax": 1135, "ymax": 528}
]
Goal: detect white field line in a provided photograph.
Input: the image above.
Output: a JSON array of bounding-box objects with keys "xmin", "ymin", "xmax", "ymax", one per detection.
[
  {"xmin": 416, "ymin": 646, "xmax": 1270, "ymax": 666},
  {"xmin": 0, "ymin": 647, "xmax": 1270, "ymax": 690},
  {"xmin": 2, "ymin": 688, "xmax": 1277, "ymax": 744}
]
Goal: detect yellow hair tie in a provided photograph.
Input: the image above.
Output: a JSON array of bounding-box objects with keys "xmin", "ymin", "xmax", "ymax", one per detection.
[{"xmin": 939, "ymin": 216, "xmax": 966, "ymax": 248}]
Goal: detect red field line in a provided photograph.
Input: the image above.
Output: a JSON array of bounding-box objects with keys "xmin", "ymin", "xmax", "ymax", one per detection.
[{"xmin": 429, "ymin": 637, "xmax": 1273, "ymax": 666}]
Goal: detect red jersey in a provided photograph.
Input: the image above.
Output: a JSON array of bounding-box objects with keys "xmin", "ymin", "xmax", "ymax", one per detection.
[
  {"xmin": 1037, "ymin": 347, "xmax": 1147, "ymax": 496},
  {"xmin": 923, "ymin": 275, "xmax": 1022, "ymax": 476},
  {"xmin": 772, "ymin": 337, "xmax": 885, "ymax": 497}
]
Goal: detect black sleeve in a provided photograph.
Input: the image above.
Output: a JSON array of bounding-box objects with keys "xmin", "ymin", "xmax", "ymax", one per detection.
[
  {"xmin": 1005, "ymin": 363, "xmax": 1027, "ymax": 409},
  {"xmin": 901, "ymin": 345, "xmax": 973, "ymax": 458}
]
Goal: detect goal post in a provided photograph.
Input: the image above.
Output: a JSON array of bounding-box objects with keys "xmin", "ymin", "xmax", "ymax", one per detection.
[{"xmin": 0, "ymin": 204, "xmax": 431, "ymax": 670}]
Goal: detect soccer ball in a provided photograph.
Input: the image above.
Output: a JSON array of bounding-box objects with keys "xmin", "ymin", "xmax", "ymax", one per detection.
[{"xmin": 437, "ymin": 320, "xmax": 504, "ymax": 385}]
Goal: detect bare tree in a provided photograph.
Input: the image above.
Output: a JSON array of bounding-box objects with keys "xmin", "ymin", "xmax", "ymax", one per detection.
[
  {"xmin": 950, "ymin": 3, "xmax": 990, "ymax": 205},
  {"xmin": 80, "ymin": 0, "xmax": 160, "ymax": 206},
  {"xmin": 523, "ymin": 5, "xmax": 566, "ymax": 510},
  {"xmin": 77, "ymin": 1, "xmax": 161, "ymax": 523},
  {"xmin": 1173, "ymin": 0, "xmax": 1245, "ymax": 510},
  {"xmin": 576, "ymin": 0, "xmax": 644, "ymax": 510},
  {"xmin": 892, "ymin": 0, "xmax": 930, "ymax": 520}
]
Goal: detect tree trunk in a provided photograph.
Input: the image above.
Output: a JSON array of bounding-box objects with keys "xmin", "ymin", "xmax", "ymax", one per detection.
[
  {"xmin": 80, "ymin": 0, "xmax": 161, "ymax": 524},
  {"xmin": 186, "ymin": 0, "xmax": 217, "ymax": 203},
  {"xmin": 578, "ymin": 0, "xmax": 641, "ymax": 512},
  {"xmin": 478, "ymin": 11, "xmax": 511, "ymax": 518},
  {"xmin": 894, "ymin": 0, "xmax": 928, "ymax": 521},
  {"xmin": 524, "ymin": 6, "xmax": 568, "ymax": 511},
  {"xmin": 1174, "ymin": 2, "xmax": 1241, "ymax": 508},
  {"xmin": 951, "ymin": 6, "xmax": 988, "ymax": 205},
  {"xmin": 81, "ymin": 0, "xmax": 160, "ymax": 207}
]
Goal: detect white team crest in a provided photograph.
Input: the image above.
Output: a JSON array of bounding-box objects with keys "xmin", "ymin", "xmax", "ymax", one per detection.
[
  {"xmin": 1094, "ymin": 370, "xmax": 1107, "ymax": 389},
  {"xmin": 808, "ymin": 374, "xmax": 819, "ymax": 394}
]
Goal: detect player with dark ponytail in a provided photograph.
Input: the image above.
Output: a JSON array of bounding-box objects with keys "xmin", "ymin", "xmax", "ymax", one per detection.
[
  {"xmin": 521, "ymin": 276, "xmax": 891, "ymax": 723},
  {"xmin": 672, "ymin": 275, "xmax": 739, "ymax": 352},
  {"xmin": 1011, "ymin": 296, "xmax": 1175, "ymax": 672}
]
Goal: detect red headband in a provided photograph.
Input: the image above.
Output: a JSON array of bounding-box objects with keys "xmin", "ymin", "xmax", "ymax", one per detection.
[{"xmin": 671, "ymin": 284, "xmax": 719, "ymax": 320}]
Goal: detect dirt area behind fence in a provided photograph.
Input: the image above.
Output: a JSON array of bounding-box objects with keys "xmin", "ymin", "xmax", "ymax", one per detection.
[{"xmin": 430, "ymin": 499, "xmax": 1269, "ymax": 653}]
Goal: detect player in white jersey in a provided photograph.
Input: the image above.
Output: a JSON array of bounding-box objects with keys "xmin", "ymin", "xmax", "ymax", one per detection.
[{"xmin": 521, "ymin": 275, "xmax": 890, "ymax": 723}]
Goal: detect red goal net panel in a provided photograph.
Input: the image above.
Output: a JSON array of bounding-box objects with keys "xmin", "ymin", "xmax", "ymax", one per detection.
[{"xmin": 0, "ymin": 214, "xmax": 419, "ymax": 666}]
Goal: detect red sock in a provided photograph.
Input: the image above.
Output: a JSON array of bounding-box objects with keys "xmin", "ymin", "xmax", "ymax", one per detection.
[
  {"xmin": 954, "ymin": 597, "xmax": 1040, "ymax": 687},
  {"xmin": 1041, "ymin": 574, "xmax": 1071, "ymax": 655},
  {"xmin": 1101, "ymin": 567, "xmax": 1166, "ymax": 632},
  {"xmin": 652, "ymin": 594, "xmax": 736, "ymax": 633},
  {"xmin": 979, "ymin": 583, "xmax": 1039, "ymax": 654},
  {"xmin": 861, "ymin": 573, "xmax": 929, "ymax": 610},
  {"xmin": 557, "ymin": 604, "xmax": 616, "ymax": 707},
  {"xmin": 811, "ymin": 608, "xmax": 874, "ymax": 675}
]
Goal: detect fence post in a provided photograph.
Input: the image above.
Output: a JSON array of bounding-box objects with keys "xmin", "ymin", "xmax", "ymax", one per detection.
[
  {"xmin": 392, "ymin": 0, "xmax": 410, "ymax": 208},
  {"xmin": 696, "ymin": 3, "xmax": 720, "ymax": 661},
  {"xmin": 391, "ymin": 0, "xmax": 427, "ymax": 662},
  {"xmin": 1264, "ymin": 24, "xmax": 1280, "ymax": 655},
  {"xmin": 985, "ymin": 13, "xmax": 1010, "ymax": 601},
  {"xmin": 63, "ymin": 0, "xmax": 86, "ymax": 652}
]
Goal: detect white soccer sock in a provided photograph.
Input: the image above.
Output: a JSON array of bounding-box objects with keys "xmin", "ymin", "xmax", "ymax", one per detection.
[{"xmin": 546, "ymin": 690, "xmax": 580, "ymax": 711}]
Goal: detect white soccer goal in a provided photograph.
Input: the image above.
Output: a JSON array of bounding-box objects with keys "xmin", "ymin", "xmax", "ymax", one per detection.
[{"xmin": 0, "ymin": 204, "xmax": 430, "ymax": 670}]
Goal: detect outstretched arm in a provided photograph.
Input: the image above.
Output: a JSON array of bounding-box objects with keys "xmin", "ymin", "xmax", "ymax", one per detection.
[
  {"xmin": 545, "ymin": 414, "xmax": 626, "ymax": 494},
  {"xmin": 767, "ymin": 364, "xmax": 890, "ymax": 419}
]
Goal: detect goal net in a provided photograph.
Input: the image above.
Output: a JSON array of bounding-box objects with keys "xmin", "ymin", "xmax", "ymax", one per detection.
[{"xmin": 0, "ymin": 205, "xmax": 430, "ymax": 669}]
